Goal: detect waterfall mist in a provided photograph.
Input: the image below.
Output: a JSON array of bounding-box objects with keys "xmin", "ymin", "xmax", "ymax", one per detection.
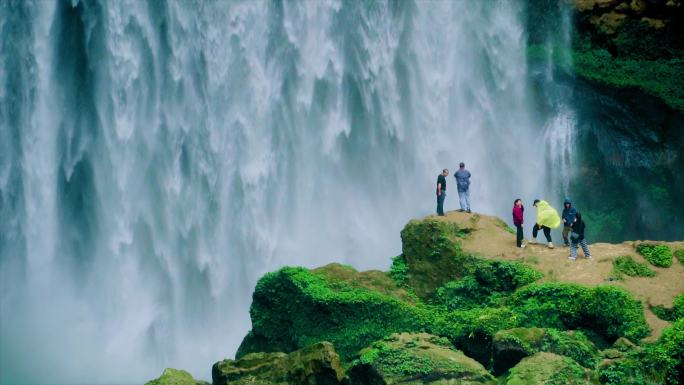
[{"xmin": 1, "ymin": 1, "xmax": 567, "ymax": 383}]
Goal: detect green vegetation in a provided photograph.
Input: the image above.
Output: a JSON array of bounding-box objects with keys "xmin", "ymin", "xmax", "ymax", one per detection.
[
  {"xmin": 612, "ymin": 256, "xmax": 656, "ymax": 279},
  {"xmin": 388, "ymin": 255, "xmax": 408, "ymax": 287},
  {"xmin": 573, "ymin": 49, "xmax": 684, "ymax": 111},
  {"xmin": 436, "ymin": 260, "xmax": 542, "ymax": 310},
  {"xmin": 636, "ymin": 244, "xmax": 673, "ymax": 268},
  {"xmin": 145, "ymin": 368, "xmax": 208, "ymax": 385},
  {"xmin": 505, "ymin": 352, "xmax": 592, "ymax": 385},
  {"xmin": 512, "ymin": 283, "xmax": 649, "ymax": 342},
  {"xmin": 674, "ymin": 249, "xmax": 684, "ymax": 266},
  {"xmin": 651, "ymin": 294, "xmax": 684, "ymax": 322},
  {"xmin": 493, "ymin": 328, "xmax": 599, "ymax": 374},
  {"xmin": 349, "ymin": 333, "xmax": 494, "ymax": 384},
  {"xmin": 645, "ymin": 318, "xmax": 684, "ymax": 385},
  {"xmin": 229, "ymin": 215, "xmax": 676, "ymax": 384}
]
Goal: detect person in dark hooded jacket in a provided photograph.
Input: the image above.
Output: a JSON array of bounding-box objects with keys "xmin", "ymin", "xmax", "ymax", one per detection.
[
  {"xmin": 561, "ymin": 198, "xmax": 577, "ymax": 246},
  {"xmin": 569, "ymin": 212, "xmax": 591, "ymax": 260}
]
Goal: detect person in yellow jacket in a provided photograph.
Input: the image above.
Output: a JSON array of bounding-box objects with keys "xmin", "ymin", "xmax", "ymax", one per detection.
[{"xmin": 531, "ymin": 199, "xmax": 561, "ymax": 249}]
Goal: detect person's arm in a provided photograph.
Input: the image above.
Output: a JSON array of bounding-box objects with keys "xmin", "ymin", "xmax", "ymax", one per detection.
[{"xmin": 437, "ymin": 182, "xmax": 442, "ymax": 196}]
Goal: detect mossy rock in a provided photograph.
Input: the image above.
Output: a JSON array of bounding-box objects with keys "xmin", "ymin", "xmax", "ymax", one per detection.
[
  {"xmin": 347, "ymin": 333, "xmax": 495, "ymax": 385},
  {"xmin": 400, "ymin": 218, "xmax": 478, "ymax": 299},
  {"xmin": 145, "ymin": 368, "xmax": 209, "ymax": 385},
  {"xmin": 512, "ymin": 283, "xmax": 649, "ymax": 342},
  {"xmin": 237, "ymin": 265, "xmax": 431, "ymax": 360},
  {"xmin": 213, "ymin": 342, "xmax": 345, "ymax": 385},
  {"xmin": 492, "ymin": 328, "xmax": 599, "ymax": 374},
  {"xmin": 505, "ymin": 352, "xmax": 595, "ymax": 385},
  {"xmin": 436, "ymin": 260, "xmax": 542, "ymax": 311}
]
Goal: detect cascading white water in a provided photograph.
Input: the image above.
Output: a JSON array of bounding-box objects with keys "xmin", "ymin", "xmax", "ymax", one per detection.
[{"xmin": 1, "ymin": 1, "xmax": 567, "ymax": 383}]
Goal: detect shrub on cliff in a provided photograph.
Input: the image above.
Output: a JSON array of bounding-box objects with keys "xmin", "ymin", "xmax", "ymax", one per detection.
[
  {"xmin": 674, "ymin": 249, "xmax": 684, "ymax": 266},
  {"xmin": 644, "ymin": 318, "xmax": 684, "ymax": 385},
  {"xmin": 612, "ymin": 255, "xmax": 656, "ymax": 279},
  {"xmin": 512, "ymin": 283, "xmax": 649, "ymax": 343},
  {"xmin": 436, "ymin": 260, "xmax": 542, "ymax": 310},
  {"xmin": 636, "ymin": 244, "xmax": 673, "ymax": 268},
  {"xmin": 238, "ymin": 265, "xmax": 431, "ymax": 360}
]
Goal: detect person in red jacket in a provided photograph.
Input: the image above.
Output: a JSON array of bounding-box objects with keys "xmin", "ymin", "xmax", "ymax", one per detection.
[{"xmin": 513, "ymin": 199, "xmax": 525, "ymax": 248}]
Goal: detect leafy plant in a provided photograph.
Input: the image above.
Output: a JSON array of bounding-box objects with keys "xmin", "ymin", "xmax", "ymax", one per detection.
[
  {"xmin": 636, "ymin": 244, "xmax": 673, "ymax": 268},
  {"xmin": 674, "ymin": 249, "xmax": 684, "ymax": 266},
  {"xmin": 612, "ymin": 255, "xmax": 656, "ymax": 279},
  {"xmin": 389, "ymin": 255, "xmax": 409, "ymax": 287}
]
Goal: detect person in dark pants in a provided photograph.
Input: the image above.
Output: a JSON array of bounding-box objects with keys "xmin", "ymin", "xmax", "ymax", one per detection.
[
  {"xmin": 436, "ymin": 169, "xmax": 449, "ymax": 216},
  {"xmin": 512, "ymin": 199, "xmax": 525, "ymax": 248},
  {"xmin": 561, "ymin": 198, "xmax": 577, "ymax": 246},
  {"xmin": 531, "ymin": 199, "xmax": 561, "ymax": 249},
  {"xmin": 569, "ymin": 212, "xmax": 592, "ymax": 260}
]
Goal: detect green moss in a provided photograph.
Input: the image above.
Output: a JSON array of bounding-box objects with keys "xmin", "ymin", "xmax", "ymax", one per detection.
[
  {"xmin": 349, "ymin": 333, "xmax": 495, "ymax": 384},
  {"xmin": 512, "ymin": 283, "xmax": 649, "ymax": 342},
  {"xmin": 650, "ymin": 294, "xmax": 684, "ymax": 322},
  {"xmin": 674, "ymin": 249, "xmax": 684, "ymax": 266},
  {"xmin": 495, "ymin": 218, "xmax": 517, "ymax": 235},
  {"xmin": 644, "ymin": 318, "xmax": 684, "ymax": 385},
  {"xmin": 241, "ymin": 266, "xmax": 431, "ymax": 360},
  {"xmin": 636, "ymin": 244, "xmax": 673, "ymax": 268},
  {"xmin": 493, "ymin": 328, "xmax": 599, "ymax": 374},
  {"xmin": 400, "ymin": 218, "xmax": 479, "ymax": 299},
  {"xmin": 505, "ymin": 352, "xmax": 593, "ymax": 385},
  {"xmin": 145, "ymin": 368, "xmax": 208, "ymax": 385},
  {"xmin": 611, "ymin": 256, "xmax": 656, "ymax": 279},
  {"xmin": 573, "ymin": 50, "xmax": 684, "ymax": 112},
  {"xmin": 389, "ymin": 254, "xmax": 408, "ymax": 287},
  {"xmin": 598, "ymin": 358, "xmax": 647, "ymax": 385},
  {"xmin": 436, "ymin": 260, "xmax": 542, "ymax": 311}
]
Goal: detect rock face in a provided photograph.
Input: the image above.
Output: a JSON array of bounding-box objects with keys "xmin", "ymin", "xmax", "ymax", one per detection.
[
  {"xmin": 144, "ymin": 368, "xmax": 209, "ymax": 385},
  {"xmin": 347, "ymin": 333, "xmax": 495, "ymax": 385},
  {"xmin": 492, "ymin": 328, "xmax": 599, "ymax": 374},
  {"xmin": 505, "ymin": 352, "xmax": 594, "ymax": 385},
  {"xmin": 212, "ymin": 342, "xmax": 345, "ymax": 385}
]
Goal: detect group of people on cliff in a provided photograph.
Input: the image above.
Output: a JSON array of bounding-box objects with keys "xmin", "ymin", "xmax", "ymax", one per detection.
[
  {"xmin": 512, "ymin": 198, "xmax": 591, "ymax": 260},
  {"xmin": 435, "ymin": 166, "xmax": 591, "ymax": 261}
]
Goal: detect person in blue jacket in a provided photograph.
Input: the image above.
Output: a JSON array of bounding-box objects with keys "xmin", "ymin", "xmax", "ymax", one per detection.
[
  {"xmin": 454, "ymin": 162, "xmax": 471, "ymax": 213},
  {"xmin": 561, "ymin": 198, "xmax": 577, "ymax": 247}
]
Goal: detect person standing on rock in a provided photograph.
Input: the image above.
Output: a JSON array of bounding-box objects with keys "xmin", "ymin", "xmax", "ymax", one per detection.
[
  {"xmin": 569, "ymin": 212, "xmax": 591, "ymax": 260},
  {"xmin": 436, "ymin": 169, "xmax": 449, "ymax": 216},
  {"xmin": 513, "ymin": 199, "xmax": 525, "ymax": 248},
  {"xmin": 454, "ymin": 162, "xmax": 471, "ymax": 213},
  {"xmin": 531, "ymin": 199, "xmax": 561, "ymax": 249},
  {"xmin": 561, "ymin": 198, "xmax": 578, "ymax": 247}
]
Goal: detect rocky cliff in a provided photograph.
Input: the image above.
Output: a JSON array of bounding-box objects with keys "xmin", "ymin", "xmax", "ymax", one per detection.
[{"xmin": 147, "ymin": 211, "xmax": 684, "ymax": 384}]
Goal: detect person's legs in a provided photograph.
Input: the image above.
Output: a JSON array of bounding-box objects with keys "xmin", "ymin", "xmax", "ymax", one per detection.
[
  {"xmin": 516, "ymin": 224, "xmax": 524, "ymax": 247},
  {"xmin": 437, "ymin": 193, "xmax": 445, "ymax": 216},
  {"xmin": 458, "ymin": 191, "xmax": 466, "ymax": 211},
  {"xmin": 542, "ymin": 226, "xmax": 552, "ymax": 242},
  {"xmin": 569, "ymin": 242, "xmax": 577, "ymax": 260},
  {"xmin": 465, "ymin": 189, "xmax": 471, "ymax": 212},
  {"xmin": 532, "ymin": 224, "xmax": 539, "ymax": 238},
  {"xmin": 580, "ymin": 239, "xmax": 591, "ymax": 258},
  {"xmin": 562, "ymin": 226, "xmax": 570, "ymax": 246}
]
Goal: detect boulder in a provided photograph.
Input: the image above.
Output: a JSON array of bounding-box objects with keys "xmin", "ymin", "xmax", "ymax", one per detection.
[
  {"xmin": 213, "ymin": 342, "xmax": 345, "ymax": 385},
  {"xmin": 145, "ymin": 368, "xmax": 209, "ymax": 385},
  {"xmin": 505, "ymin": 352, "xmax": 595, "ymax": 385},
  {"xmin": 347, "ymin": 333, "xmax": 495, "ymax": 385},
  {"xmin": 400, "ymin": 217, "xmax": 478, "ymax": 299},
  {"xmin": 492, "ymin": 328, "xmax": 599, "ymax": 374}
]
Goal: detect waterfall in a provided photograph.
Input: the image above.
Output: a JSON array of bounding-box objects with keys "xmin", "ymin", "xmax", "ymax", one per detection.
[{"xmin": 1, "ymin": 1, "xmax": 564, "ymax": 383}]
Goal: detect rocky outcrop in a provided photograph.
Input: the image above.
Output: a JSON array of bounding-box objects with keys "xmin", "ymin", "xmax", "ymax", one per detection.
[
  {"xmin": 147, "ymin": 213, "xmax": 684, "ymax": 385},
  {"xmin": 573, "ymin": 0, "xmax": 682, "ymax": 34},
  {"xmin": 492, "ymin": 328, "xmax": 599, "ymax": 374},
  {"xmin": 144, "ymin": 368, "xmax": 209, "ymax": 385},
  {"xmin": 347, "ymin": 333, "xmax": 495, "ymax": 385},
  {"xmin": 212, "ymin": 342, "xmax": 345, "ymax": 385},
  {"xmin": 505, "ymin": 352, "xmax": 595, "ymax": 385}
]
